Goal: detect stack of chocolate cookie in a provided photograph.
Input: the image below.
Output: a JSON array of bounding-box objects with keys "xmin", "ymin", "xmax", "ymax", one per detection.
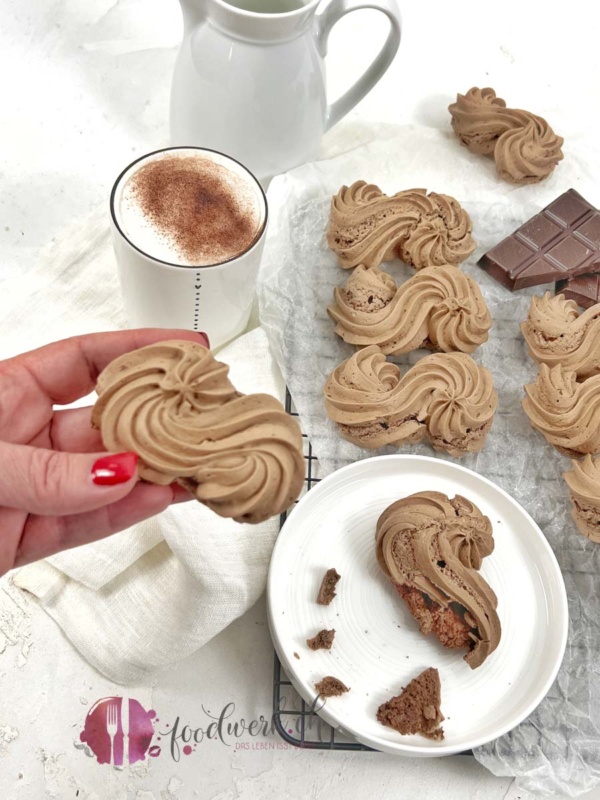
[{"xmin": 322, "ymin": 180, "xmax": 498, "ymax": 457}]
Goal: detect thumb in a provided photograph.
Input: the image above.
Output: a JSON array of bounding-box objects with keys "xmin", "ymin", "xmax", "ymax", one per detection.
[{"xmin": 0, "ymin": 442, "xmax": 139, "ymax": 516}]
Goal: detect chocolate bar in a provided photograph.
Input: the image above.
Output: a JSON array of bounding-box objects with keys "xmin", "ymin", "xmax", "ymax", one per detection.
[
  {"xmin": 557, "ymin": 274, "xmax": 600, "ymax": 309},
  {"xmin": 478, "ymin": 189, "xmax": 600, "ymax": 290}
]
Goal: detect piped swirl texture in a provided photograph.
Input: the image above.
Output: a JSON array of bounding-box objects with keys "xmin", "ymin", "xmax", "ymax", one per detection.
[
  {"xmin": 449, "ymin": 87, "xmax": 564, "ymax": 184},
  {"xmin": 376, "ymin": 491, "xmax": 501, "ymax": 669},
  {"xmin": 522, "ymin": 364, "xmax": 600, "ymax": 456},
  {"xmin": 324, "ymin": 346, "xmax": 497, "ymax": 456},
  {"xmin": 91, "ymin": 341, "xmax": 304, "ymax": 523},
  {"xmin": 522, "ymin": 292, "xmax": 600, "ymax": 380},
  {"xmin": 328, "ymin": 264, "xmax": 491, "ymax": 355},
  {"xmin": 326, "ymin": 181, "xmax": 476, "ymax": 270},
  {"xmin": 564, "ymin": 456, "xmax": 600, "ymax": 543}
]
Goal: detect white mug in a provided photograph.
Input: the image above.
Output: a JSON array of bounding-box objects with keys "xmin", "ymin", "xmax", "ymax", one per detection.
[
  {"xmin": 110, "ymin": 146, "xmax": 268, "ymax": 349},
  {"xmin": 170, "ymin": 0, "xmax": 402, "ymax": 181}
]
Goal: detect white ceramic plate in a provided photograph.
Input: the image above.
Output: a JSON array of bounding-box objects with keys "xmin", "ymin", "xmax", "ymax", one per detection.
[{"xmin": 267, "ymin": 455, "xmax": 568, "ymax": 756}]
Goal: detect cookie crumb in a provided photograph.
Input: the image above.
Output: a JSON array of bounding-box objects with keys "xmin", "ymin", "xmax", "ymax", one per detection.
[
  {"xmin": 315, "ymin": 676, "xmax": 350, "ymax": 698},
  {"xmin": 307, "ymin": 629, "xmax": 335, "ymax": 651},
  {"xmin": 317, "ymin": 568, "xmax": 341, "ymax": 605},
  {"xmin": 377, "ymin": 667, "xmax": 444, "ymax": 740}
]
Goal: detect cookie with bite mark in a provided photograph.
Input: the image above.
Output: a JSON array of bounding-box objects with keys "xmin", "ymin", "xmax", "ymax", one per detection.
[{"xmin": 376, "ymin": 492, "xmax": 501, "ymax": 669}]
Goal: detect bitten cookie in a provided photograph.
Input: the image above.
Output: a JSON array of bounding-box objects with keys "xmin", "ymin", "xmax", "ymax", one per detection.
[
  {"xmin": 328, "ymin": 264, "xmax": 491, "ymax": 355},
  {"xmin": 91, "ymin": 340, "xmax": 304, "ymax": 523},
  {"xmin": 449, "ymin": 87, "xmax": 563, "ymax": 184},
  {"xmin": 326, "ymin": 181, "xmax": 475, "ymax": 271},
  {"xmin": 324, "ymin": 346, "xmax": 497, "ymax": 457},
  {"xmin": 376, "ymin": 492, "xmax": 501, "ymax": 669}
]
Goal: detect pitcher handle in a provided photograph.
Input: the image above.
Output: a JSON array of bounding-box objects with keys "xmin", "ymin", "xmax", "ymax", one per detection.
[{"xmin": 316, "ymin": 0, "xmax": 402, "ymax": 131}]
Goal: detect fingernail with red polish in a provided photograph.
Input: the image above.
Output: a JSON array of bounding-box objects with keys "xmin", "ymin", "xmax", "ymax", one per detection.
[
  {"xmin": 92, "ymin": 452, "xmax": 139, "ymax": 486},
  {"xmin": 199, "ymin": 332, "xmax": 210, "ymax": 349}
]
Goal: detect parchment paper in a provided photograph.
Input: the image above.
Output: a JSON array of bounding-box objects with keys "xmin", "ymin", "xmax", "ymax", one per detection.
[{"xmin": 257, "ymin": 126, "xmax": 600, "ymax": 797}]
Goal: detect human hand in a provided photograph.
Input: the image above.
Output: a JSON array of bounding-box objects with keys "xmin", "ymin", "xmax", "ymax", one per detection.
[{"xmin": 0, "ymin": 329, "xmax": 209, "ymax": 576}]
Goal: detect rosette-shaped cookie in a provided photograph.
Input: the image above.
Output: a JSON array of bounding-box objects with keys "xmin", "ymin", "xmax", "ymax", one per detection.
[
  {"xmin": 494, "ymin": 116, "xmax": 564, "ymax": 185},
  {"xmin": 564, "ymin": 456, "xmax": 600, "ymax": 542},
  {"xmin": 522, "ymin": 292, "xmax": 600, "ymax": 379},
  {"xmin": 448, "ymin": 87, "xmax": 563, "ymax": 184},
  {"xmin": 523, "ymin": 364, "xmax": 600, "ymax": 456},
  {"xmin": 323, "ymin": 346, "xmax": 497, "ymax": 456},
  {"xmin": 326, "ymin": 181, "xmax": 475, "ymax": 270},
  {"xmin": 448, "ymin": 86, "xmax": 509, "ymax": 154},
  {"xmin": 328, "ymin": 264, "xmax": 491, "ymax": 355},
  {"xmin": 91, "ymin": 341, "xmax": 304, "ymax": 523},
  {"xmin": 376, "ymin": 492, "xmax": 501, "ymax": 668}
]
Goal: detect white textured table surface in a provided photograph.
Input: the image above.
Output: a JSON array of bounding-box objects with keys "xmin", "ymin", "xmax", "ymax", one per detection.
[{"xmin": 2, "ymin": 1, "xmax": 600, "ymax": 798}]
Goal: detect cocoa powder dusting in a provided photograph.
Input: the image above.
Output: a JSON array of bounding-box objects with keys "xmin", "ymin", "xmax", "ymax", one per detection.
[{"xmin": 128, "ymin": 155, "xmax": 261, "ymax": 265}]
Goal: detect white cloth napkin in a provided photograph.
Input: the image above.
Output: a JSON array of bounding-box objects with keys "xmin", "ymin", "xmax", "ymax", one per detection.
[{"xmin": 2, "ymin": 206, "xmax": 284, "ymax": 684}]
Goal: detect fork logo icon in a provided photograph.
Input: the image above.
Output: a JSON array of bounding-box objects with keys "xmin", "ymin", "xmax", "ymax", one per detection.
[{"xmin": 80, "ymin": 697, "xmax": 158, "ymax": 765}]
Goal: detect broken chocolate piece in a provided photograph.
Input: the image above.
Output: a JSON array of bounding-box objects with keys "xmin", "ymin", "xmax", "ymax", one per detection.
[
  {"xmin": 377, "ymin": 667, "xmax": 444, "ymax": 740},
  {"xmin": 316, "ymin": 568, "xmax": 341, "ymax": 605},
  {"xmin": 306, "ymin": 629, "xmax": 336, "ymax": 651},
  {"xmin": 314, "ymin": 676, "xmax": 349, "ymax": 698},
  {"xmin": 557, "ymin": 273, "xmax": 600, "ymax": 309},
  {"xmin": 478, "ymin": 189, "xmax": 600, "ymax": 291}
]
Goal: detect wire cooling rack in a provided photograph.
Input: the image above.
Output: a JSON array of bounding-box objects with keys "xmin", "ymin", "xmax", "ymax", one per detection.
[{"xmin": 271, "ymin": 389, "xmax": 374, "ymax": 751}]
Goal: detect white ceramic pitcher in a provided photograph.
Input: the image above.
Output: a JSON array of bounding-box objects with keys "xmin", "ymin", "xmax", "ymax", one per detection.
[{"xmin": 170, "ymin": 0, "xmax": 401, "ymax": 180}]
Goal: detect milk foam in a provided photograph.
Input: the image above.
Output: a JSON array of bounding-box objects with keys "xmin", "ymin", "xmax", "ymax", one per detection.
[{"xmin": 113, "ymin": 149, "xmax": 265, "ymax": 267}]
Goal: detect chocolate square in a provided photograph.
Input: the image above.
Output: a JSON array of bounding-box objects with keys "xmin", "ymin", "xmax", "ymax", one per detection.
[
  {"xmin": 487, "ymin": 238, "xmax": 533, "ymax": 270},
  {"xmin": 576, "ymin": 214, "xmax": 600, "ymax": 249},
  {"xmin": 518, "ymin": 215, "xmax": 562, "ymax": 249},
  {"xmin": 546, "ymin": 191, "xmax": 590, "ymax": 226},
  {"xmin": 478, "ymin": 189, "xmax": 600, "ymax": 291},
  {"xmin": 546, "ymin": 237, "xmax": 592, "ymax": 270}
]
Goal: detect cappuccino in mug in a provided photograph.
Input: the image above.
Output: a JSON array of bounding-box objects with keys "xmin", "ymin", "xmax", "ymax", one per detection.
[
  {"xmin": 113, "ymin": 149, "xmax": 265, "ymax": 266},
  {"xmin": 110, "ymin": 147, "xmax": 268, "ymax": 347}
]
